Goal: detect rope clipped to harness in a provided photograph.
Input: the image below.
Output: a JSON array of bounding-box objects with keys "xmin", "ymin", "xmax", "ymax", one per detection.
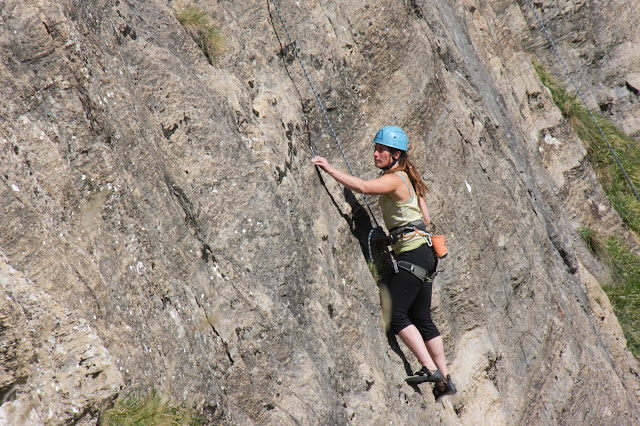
[{"xmin": 367, "ymin": 226, "xmax": 387, "ymax": 263}]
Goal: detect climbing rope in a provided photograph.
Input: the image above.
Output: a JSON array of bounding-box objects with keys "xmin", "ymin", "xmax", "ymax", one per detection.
[
  {"xmin": 268, "ymin": 0, "xmax": 381, "ymax": 228},
  {"xmin": 523, "ymin": 0, "xmax": 640, "ymax": 203},
  {"xmin": 367, "ymin": 227, "xmax": 387, "ymax": 264}
]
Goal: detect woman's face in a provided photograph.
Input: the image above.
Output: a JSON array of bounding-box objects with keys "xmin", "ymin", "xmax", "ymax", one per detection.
[{"xmin": 373, "ymin": 143, "xmax": 395, "ymax": 169}]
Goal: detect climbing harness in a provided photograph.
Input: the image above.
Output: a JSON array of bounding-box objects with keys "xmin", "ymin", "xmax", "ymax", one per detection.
[
  {"xmin": 390, "ymin": 219, "xmax": 448, "ymax": 259},
  {"xmin": 523, "ymin": 0, "xmax": 640, "ymax": 203},
  {"xmin": 389, "ymin": 220, "xmax": 436, "ymax": 282},
  {"xmin": 397, "ymin": 260, "xmax": 434, "ymax": 283},
  {"xmin": 388, "ymin": 219, "xmax": 431, "ymax": 246},
  {"xmin": 367, "ymin": 225, "xmax": 436, "ymax": 282}
]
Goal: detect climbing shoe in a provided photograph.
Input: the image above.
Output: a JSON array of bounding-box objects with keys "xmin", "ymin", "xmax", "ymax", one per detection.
[
  {"xmin": 433, "ymin": 374, "xmax": 457, "ymax": 399},
  {"xmin": 405, "ymin": 366, "xmax": 443, "ymax": 384}
]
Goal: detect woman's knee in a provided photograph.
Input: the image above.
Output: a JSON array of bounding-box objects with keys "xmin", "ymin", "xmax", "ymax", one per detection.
[
  {"xmin": 416, "ymin": 322, "xmax": 440, "ymax": 341},
  {"xmin": 390, "ymin": 311, "xmax": 412, "ymax": 335}
]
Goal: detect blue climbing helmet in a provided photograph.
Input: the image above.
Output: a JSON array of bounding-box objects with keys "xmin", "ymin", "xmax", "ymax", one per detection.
[{"xmin": 373, "ymin": 126, "xmax": 408, "ymax": 151}]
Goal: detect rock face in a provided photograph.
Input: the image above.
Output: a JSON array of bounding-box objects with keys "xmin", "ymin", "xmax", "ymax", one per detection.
[
  {"xmin": 0, "ymin": 0, "xmax": 638, "ymax": 424},
  {"xmin": 0, "ymin": 255, "xmax": 123, "ymax": 424},
  {"xmin": 512, "ymin": 0, "xmax": 640, "ymax": 138}
]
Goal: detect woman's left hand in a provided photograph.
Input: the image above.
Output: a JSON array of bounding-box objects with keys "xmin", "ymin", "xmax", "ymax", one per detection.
[
  {"xmin": 311, "ymin": 155, "xmax": 398, "ymax": 196},
  {"xmin": 312, "ymin": 156, "xmax": 332, "ymax": 173}
]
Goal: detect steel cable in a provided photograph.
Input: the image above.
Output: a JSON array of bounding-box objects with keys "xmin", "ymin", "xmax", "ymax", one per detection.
[
  {"xmin": 523, "ymin": 0, "xmax": 640, "ymax": 202},
  {"xmin": 268, "ymin": 0, "xmax": 381, "ymax": 226}
]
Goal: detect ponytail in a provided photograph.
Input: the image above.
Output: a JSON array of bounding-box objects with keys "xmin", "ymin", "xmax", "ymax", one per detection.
[{"xmin": 395, "ymin": 152, "xmax": 427, "ymax": 198}]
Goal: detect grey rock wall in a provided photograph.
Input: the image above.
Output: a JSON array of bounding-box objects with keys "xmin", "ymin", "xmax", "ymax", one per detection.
[
  {"xmin": 507, "ymin": 0, "xmax": 640, "ymax": 137},
  {"xmin": 0, "ymin": 0, "xmax": 638, "ymax": 424},
  {"xmin": 0, "ymin": 254, "xmax": 123, "ymax": 424}
]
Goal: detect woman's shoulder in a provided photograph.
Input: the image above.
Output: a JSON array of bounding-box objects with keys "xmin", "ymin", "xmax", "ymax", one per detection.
[{"xmin": 392, "ymin": 170, "xmax": 410, "ymax": 181}]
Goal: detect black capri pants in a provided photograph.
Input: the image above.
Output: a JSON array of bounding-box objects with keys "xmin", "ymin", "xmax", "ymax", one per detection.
[{"xmin": 389, "ymin": 242, "xmax": 440, "ymax": 341}]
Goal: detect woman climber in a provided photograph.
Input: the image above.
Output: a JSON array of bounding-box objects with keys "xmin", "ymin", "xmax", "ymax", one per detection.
[{"xmin": 312, "ymin": 126, "xmax": 456, "ymax": 399}]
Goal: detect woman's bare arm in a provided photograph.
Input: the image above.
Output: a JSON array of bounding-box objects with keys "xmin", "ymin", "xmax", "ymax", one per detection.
[
  {"xmin": 312, "ymin": 156, "xmax": 400, "ymax": 195},
  {"xmin": 419, "ymin": 196, "xmax": 431, "ymax": 226}
]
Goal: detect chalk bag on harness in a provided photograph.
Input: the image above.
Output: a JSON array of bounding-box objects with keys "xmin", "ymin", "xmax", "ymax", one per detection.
[{"xmin": 431, "ymin": 234, "xmax": 448, "ymax": 259}]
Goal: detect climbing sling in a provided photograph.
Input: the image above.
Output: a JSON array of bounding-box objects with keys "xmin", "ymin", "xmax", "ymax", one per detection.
[{"xmin": 389, "ymin": 219, "xmax": 430, "ymax": 246}]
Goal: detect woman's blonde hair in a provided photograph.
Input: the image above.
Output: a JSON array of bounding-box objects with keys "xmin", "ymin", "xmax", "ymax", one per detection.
[{"xmin": 394, "ymin": 151, "xmax": 427, "ymax": 198}]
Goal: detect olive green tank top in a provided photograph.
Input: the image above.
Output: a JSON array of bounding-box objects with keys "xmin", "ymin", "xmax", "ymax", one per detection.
[{"xmin": 378, "ymin": 171, "xmax": 427, "ymax": 254}]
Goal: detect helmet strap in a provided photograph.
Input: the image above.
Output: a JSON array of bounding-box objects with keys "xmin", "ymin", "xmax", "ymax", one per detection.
[
  {"xmin": 381, "ymin": 156, "xmax": 398, "ymax": 170},
  {"xmin": 380, "ymin": 150, "xmax": 403, "ymax": 170}
]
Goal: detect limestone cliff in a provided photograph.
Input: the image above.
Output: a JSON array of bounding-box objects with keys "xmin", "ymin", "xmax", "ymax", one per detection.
[{"xmin": 1, "ymin": 0, "xmax": 639, "ymax": 424}]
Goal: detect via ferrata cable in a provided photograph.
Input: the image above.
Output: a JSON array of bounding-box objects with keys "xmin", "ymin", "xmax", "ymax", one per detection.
[
  {"xmin": 269, "ymin": 0, "xmax": 381, "ymax": 230},
  {"xmin": 523, "ymin": 0, "xmax": 640, "ymax": 203}
]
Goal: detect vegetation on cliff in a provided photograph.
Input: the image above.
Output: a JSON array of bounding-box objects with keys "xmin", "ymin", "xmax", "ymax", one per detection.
[
  {"xmin": 579, "ymin": 228, "xmax": 640, "ymax": 354},
  {"xmin": 176, "ymin": 5, "xmax": 225, "ymax": 64},
  {"xmin": 100, "ymin": 392, "xmax": 203, "ymax": 426},
  {"xmin": 535, "ymin": 64, "xmax": 640, "ymax": 234},
  {"xmin": 536, "ymin": 64, "xmax": 640, "ymax": 355}
]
